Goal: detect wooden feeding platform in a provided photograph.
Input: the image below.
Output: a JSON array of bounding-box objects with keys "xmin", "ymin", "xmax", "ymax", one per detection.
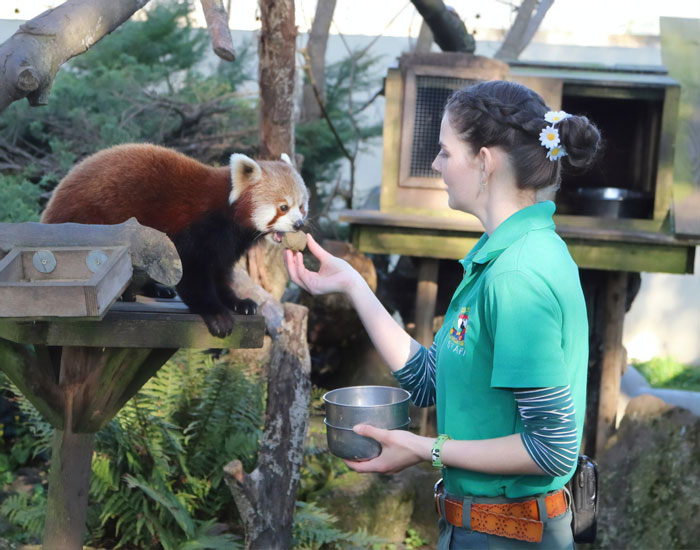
[
  {"xmin": 340, "ymin": 52, "xmax": 700, "ymax": 456},
  {"xmin": 0, "ymin": 246, "xmax": 133, "ymax": 319},
  {"xmin": 0, "ymin": 220, "xmax": 265, "ymax": 549}
]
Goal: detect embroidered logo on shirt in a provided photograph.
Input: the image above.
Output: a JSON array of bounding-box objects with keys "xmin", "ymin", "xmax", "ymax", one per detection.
[{"xmin": 448, "ymin": 307, "xmax": 470, "ymax": 346}]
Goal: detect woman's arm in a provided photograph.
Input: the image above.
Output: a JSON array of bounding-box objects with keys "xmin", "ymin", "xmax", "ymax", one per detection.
[
  {"xmin": 345, "ymin": 426, "xmax": 546, "ymax": 476},
  {"xmin": 346, "ymin": 385, "xmax": 578, "ymax": 477},
  {"xmin": 284, "ymin": 234, "xmax": 422, "ymax": 372}
]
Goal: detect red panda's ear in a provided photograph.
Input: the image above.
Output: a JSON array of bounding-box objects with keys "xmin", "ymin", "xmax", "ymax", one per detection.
[
  {"xmin": 229, "ymin": 153, "xmax": 262, "ymax": 205},
  {"xmin": 280, "ymin": 153, "xmax": 293, "ymax": 166}
]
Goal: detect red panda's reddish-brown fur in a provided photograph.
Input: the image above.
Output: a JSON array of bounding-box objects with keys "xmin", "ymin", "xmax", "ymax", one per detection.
[
  {"xmin": 40, "ymin": 143, "xmax": 309, "ymax": 338},
  {"xmin": 41, "ymin": 144, "xmax": 232, "ymax": 235}
]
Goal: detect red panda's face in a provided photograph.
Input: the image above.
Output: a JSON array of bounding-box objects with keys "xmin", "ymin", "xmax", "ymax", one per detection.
[{"xmin": 229, "ymin": 153, "xmax": 309, "ymax": 244}]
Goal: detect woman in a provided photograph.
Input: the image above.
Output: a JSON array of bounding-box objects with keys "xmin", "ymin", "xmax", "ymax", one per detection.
[{"xmin": 285, "ymin": 80, "xmax": 601, "ymax": 549}]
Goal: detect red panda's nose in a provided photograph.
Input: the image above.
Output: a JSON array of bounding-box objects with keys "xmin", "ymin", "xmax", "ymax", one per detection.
[{"xmin": 293, "ymin": 220, "xmax": 304, "ymax": 230}]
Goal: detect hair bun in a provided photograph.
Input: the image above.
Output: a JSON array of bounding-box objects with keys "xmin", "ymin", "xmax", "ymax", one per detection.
[{"xmin": 558, "ymin": 116, "xmax": 601, "ymax": 168}]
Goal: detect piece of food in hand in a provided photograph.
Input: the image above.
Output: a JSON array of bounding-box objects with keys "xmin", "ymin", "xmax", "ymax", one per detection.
[{"xmin": 281, "ymin": 231, "xmax": 307, "ymax": 252}]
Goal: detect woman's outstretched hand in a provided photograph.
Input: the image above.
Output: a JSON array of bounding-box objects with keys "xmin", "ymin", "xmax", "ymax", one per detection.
[
  {"xmin": 284, "ymin": 233, "xmax": 363, "ymax": 297},
  {"xmin": 344, "ymin": 425, "xmax": 431, "ymax": 475}
]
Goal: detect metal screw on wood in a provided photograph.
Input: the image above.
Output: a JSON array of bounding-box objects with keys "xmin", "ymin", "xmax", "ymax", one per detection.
[{"xmin": 32, "ymin": 250, "xmax": 56, "ymax": 273}]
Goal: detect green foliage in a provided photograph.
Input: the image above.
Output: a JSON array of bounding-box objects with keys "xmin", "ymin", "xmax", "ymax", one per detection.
[
  {"xmin": 0, "ymin": 173, "xmax": 44, "ymax": 222},
  {"xmin": 84, "ymin": 349, "xmax": 262, "ymax": 548},
  {"xmin": 632, "ymin": 356, "xmax": 700, "ymax": 391},
  {"xmin": 296, "ymin": 52, "xmax": 384, "ymax": 213},
  {"xmin": 292, "ymin": 501, "xmax": 387, "ymax": 550},
  {"xmin": 404, "ymin": 528, "xmax": 429, "ymax": 549},
  {"xmin": 0, "ymin": 0, "xmax": 257, "ymax": 201},
  {"xmin": 0, "ymin": 486, "xmax": 47, "ymax": 543}
]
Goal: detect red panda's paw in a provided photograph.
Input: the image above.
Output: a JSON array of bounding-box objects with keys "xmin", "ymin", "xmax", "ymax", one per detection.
[
  {"xmin": 202, "ymin": 311, "xmax": 234, "ymax": 338},
  {"xmin": 143, "ymin": 280, "xmax": 177, "ymax": 299},
  {"xmin": 230, "ymin": 297, "xmax": 258, "ymax": 316}
]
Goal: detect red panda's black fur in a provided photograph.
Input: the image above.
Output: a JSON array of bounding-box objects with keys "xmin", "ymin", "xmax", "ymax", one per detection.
[{"xmin": 41, "ymin": 143, "xmax": 309, "ymax": 337}]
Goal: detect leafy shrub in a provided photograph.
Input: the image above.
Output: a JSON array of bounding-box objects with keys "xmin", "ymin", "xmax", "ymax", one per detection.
[{"xmin": 0, "ymin": 174, "xmax": 44, "ymax": 222}]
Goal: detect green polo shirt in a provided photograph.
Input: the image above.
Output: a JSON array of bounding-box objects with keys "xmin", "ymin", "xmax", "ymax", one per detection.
[{"xmin": 435, "ymin": 200, "xmax": 588, "ymax": 498}]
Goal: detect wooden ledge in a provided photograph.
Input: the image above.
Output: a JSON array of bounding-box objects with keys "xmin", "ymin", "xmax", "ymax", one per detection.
[{"xmin": 0, "ymin": 297, "xmax": 264, "ymax": 349}]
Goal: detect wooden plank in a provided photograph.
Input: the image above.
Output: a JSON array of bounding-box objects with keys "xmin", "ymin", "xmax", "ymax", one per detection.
[
  {"xmin": 379, "ymin": 68, "xmax": 403, "ymax": 211},
  {"xmin": 339, "ymin": 208, "xmax": 700, "ymax": 245},
  {"xmin": 654, "ymin": 84, "xmax": 680, "ymax": 223},
  {"xmin": 660, "ymin": 17, "xmax": 700, "ymax": 238},
  {"xmin": 356, "ymin": 228, "xmax": 479, "ymax": 260},
  {"xmin": 566, "ymin": 240, "xmax": 692, "ymax": 274},
  {"xmin": 350, "ymin": 225, "xmax": 695, "ymax": 274},
  {"xmin": 0, "ymin": 300, "xmax": 265, "ymax": 349}
]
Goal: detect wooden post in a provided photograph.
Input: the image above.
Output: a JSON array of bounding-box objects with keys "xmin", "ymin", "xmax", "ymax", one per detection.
[
  {"xmin": 415, "ymin": 258, "xmax": 438, "ymax": 436},
  {"xmin": 594, "ymin": 271, "xmax": 628, "ymax": 456},
  {"xmin": 43, "ymin": 429, "xmax": 95, "ymax": 550}
]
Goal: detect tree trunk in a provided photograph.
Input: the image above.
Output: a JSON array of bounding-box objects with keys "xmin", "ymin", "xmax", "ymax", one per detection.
[
  {"xmin": 410, "ymin": 0, "xmax": 475, "ymax": 53},
  {"xmin": 300, "ymin": 0, "xmax": 337, "ymax": 122},
  {"xmin": 257, "ymin": 0, "xmax": 297, "ymax": 159},
  {"xmin": 494, "ymin": 0, "xmax": 555, "ymax": 61},
  {"xmin": 0, "ymin": 0, "xmax": 151, "ymax": 114},
  {"xmin": 224, "ymin": 303, "xmax": 311, "ymax": 549}
]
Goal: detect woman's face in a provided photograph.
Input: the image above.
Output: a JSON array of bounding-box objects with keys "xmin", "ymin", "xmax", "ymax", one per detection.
[{"xmin": 432, "ymin": 114, "xmax": 482, "ymax": 213}]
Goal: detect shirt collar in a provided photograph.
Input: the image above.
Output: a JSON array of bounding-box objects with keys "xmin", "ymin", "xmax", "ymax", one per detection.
[{"xmin": 459, "ymin": 201, "xmax": 556, "ymax": 269}]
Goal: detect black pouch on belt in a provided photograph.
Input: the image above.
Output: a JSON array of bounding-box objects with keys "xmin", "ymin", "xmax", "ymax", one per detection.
[{"xmin": 567, "ymin": 454, "xmax": 599, "ymax": 543}]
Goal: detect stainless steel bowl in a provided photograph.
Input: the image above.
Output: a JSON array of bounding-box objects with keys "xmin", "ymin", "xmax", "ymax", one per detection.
[
  {"xmin": 556, "ymin": 186, "xmax": 653, "ymax": 219},
  {"xmin": 323, "ymin": 386, "xmax": 411, "ymax": 429},
  {"xmin": 324, "ymin": 419, "xmax": 411, "ymax": 461}
]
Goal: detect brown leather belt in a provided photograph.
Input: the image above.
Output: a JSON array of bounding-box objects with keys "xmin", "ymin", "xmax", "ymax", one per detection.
[{"xmin": 434, "ymin": 479, "xmax": 568, "ymax": 543}]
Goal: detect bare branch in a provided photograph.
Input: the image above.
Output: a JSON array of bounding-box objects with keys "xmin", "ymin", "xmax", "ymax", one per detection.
[
  {"xmin": 300, "ymin": 0, "xmax": 336, "ymax": 122},
  {"xmin": 410, "ymin": 0, "xmax": 475, "ymax": 53},
  {"xmin": 495, "ymin": 0, "xmax": 554, "ymax": 61},
  {"xmin": 199, "ymin": 0, "xmax": 236, "ymax": 61},
  {"xmin": 0, "ymin": 0, "xmax": 151, "ymax": 114}
]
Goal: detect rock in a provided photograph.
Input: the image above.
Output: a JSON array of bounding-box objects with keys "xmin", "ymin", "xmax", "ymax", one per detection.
[
  {"xmin": 595, "ymin": 401, "xmax": 700, "ymax": 549},
  {"xmin": 314, "ymin": 464, "xmax": 441, "ymax": 546}
]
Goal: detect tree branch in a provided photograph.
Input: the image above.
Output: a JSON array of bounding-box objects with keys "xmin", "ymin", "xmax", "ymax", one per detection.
[
  {"xmin": 0, "ymin": 0, "xmax": 151, "ymax": 114},
  {"xmin": 495, "ymin": 0, "xmax": 554, "ymax": 61},
  {"xmin": 410, "ymin": 0, "xmax": 475, "ymax": 53},
  {"xmin": 300, "ymin": 0, "xmax": 337, "ymax": 122},
  {"xmin": 199, "ymin": 0, "xmax": 236, "ymax": 61}
]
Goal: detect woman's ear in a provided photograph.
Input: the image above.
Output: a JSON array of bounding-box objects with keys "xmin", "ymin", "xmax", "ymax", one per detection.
[{"xmin": 479, "ymin": 147, "xmax": 495, "ymax": 181}]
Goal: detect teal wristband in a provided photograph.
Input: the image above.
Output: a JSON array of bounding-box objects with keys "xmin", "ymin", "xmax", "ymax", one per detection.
[{"xmin": 431, "ymin": 434, "xmax": 451, "ymax": 469}]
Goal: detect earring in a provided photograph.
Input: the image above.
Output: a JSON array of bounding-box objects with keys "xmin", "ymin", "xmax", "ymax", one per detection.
[{"xmin": 480, "ymin": 176, "xmax": 488, "ymax": 188}]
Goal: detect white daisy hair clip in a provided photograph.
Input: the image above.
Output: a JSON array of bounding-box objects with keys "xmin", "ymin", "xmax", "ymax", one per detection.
[
  {"xmin": 540, "ymin": 110, "xmax": 570, "ymax": 161},
  {"xmin": 544, "ymin": 110, "xmax": 571, "ymax": 124}
]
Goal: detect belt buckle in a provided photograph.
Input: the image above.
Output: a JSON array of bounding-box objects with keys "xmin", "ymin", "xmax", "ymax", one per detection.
[{"xmin": 433, "ymin": 477, "xmax": 443, "ymax": 499}]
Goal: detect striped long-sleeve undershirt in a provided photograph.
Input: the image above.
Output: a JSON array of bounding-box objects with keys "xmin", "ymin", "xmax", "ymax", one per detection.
[
  {"xmin": 392, "ymin": 343, "xmax": 437, "ymax": 407},
  {"xmin": 515, "ymin": 386, "xmax": 578, "ymax": 477},
  {"xmin": 392, "ymin": 348, "xmax": 578, "ymax": 477}
]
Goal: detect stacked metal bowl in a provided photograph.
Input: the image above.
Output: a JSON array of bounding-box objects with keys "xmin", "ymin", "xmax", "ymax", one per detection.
[{"xmin": 323, "ymin": 385, "xmax": 411, "ymax": 461}]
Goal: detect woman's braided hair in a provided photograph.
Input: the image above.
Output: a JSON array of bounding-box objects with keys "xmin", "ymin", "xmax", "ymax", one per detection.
[{"xmin": 445, "ymin": 80, "xmax": 601, "ymax": 191}]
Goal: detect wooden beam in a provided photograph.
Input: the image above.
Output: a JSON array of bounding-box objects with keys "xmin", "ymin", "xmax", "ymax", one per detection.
[
  {"xmin": 415, "ymin": 258, "xmax": 438, "ymax": 437},
  {"xmin": 350, "ymin": 225, "xmax": 696, "ymax": 274},
  {"xmin": 0, "ymin": 298, "xmax": 265, "ymax": 349},
  {"xmin": 595, "ymin": 271, "xmax": 628, "ymax": 456},
  {"xmin": 43, "ymin": 429, "xmax": 94, "ymax": 550}
]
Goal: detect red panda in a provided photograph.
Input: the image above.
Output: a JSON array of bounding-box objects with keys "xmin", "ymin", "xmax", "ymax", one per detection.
[{"xmin": 41, "ymin": 143, "xmax": 309, "ymax": 337}]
